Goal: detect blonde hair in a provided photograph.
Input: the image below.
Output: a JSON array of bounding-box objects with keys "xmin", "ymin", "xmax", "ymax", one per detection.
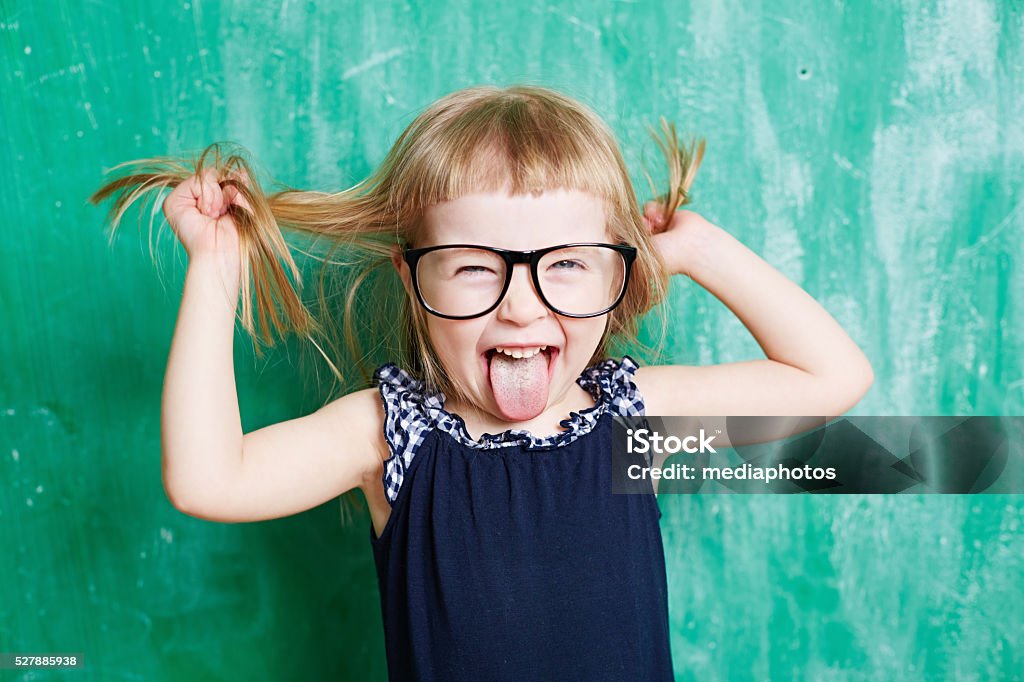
[{"xmin": 92, "ymin": 84, "xmax": 704, "ymax": 409}]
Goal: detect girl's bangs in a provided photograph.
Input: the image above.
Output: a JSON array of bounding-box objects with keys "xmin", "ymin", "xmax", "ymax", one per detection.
[{"xmin": 393, "ymin": 105, "xmax": 628, "ymax": 217}]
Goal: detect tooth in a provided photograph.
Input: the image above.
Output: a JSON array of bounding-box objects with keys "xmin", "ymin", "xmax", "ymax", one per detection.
[{"xmin": 512, "ymin": 350, "xmax": 523, "ymax": 358}]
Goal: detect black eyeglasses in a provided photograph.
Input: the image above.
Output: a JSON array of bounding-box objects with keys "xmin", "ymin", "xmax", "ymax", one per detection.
[{"xmin": 403, "ymin": 242, "xmax": 637, "ymax": 320}]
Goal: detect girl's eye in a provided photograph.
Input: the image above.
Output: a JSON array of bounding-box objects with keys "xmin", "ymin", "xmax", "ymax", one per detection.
[
  {"xmin": 456, "ymin": 265, "xmax": 495, "ymax": 275},
  {"xmin": 550, "ymin": 259, "xmax": 585, "ymax": 270}
]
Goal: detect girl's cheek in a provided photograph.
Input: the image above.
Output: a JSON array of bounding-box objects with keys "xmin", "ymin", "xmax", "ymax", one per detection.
[
  {"xmin": 428, "ymin": 319, "xmax": 485, "ymax": 365},
  {"xmin": 566, "ymin": 318, "xmax": 606, "ymax": 345}
]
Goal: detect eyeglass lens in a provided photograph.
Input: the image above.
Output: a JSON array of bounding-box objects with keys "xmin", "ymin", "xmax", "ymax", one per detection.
[{"xmin": 415, "ymin": 246, "xmax": 626, "ymax": 317}]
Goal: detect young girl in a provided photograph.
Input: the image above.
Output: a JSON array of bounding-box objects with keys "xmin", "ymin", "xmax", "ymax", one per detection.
[{"xmin": 92, "ymin": 84, "xmax": 873, "ymax": 680}]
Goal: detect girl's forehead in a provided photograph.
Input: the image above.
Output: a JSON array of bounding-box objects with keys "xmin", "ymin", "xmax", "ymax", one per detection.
[{"xmin": 420, "ymin": 188, "xmax": 611, "ymax": 248}]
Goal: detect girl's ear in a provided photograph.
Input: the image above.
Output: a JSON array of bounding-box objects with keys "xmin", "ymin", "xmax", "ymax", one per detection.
[{"xmin": 390, "ymin": 245, "xmax": 412, "ymax": 295}]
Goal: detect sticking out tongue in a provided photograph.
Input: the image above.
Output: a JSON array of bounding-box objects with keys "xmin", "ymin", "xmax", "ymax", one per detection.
[{"xmin": 489, "ymin": 351, "xmax": 550, "ymax": 421}]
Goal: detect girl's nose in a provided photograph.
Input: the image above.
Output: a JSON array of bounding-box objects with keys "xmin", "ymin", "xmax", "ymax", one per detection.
[{"xmin": 495, "ymin": 264, "xmax": 548, "ymax": 325}]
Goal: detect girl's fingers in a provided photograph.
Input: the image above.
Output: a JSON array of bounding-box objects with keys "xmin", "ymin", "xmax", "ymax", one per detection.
[
  {"xmin": 222, "ymin": 169, "xmax": 254, "ymax": 212},
  {"xmin": 166, "ymin": 174, "xmax": 204, "ymax": 221},
  {"xmin": 192, "ymin": 168, "xmax": 224, "ymax": 218},
  {"xmin": 643, "ymin": 201, "xmax": 667, "ymax": 231},
  {"xmin": 221, "ymin": 184, "xmax": 252, "ymax": 214},
  {"xmin": 229, "ymin": 167, "xmax": 251, "ymax": 187},
  {"xmin": 174, "ymin": 167, "xmax": 254, "ymax": 219},
  {"xmin": 206, "ymin": 170, "xmax": 226, "ymax": 217},
  {"xmin": 221, "ymin": 185, "xmax": 237, "ymax": 215}
]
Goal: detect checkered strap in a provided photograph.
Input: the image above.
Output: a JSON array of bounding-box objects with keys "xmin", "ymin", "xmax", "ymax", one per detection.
[
  {"xmin": 374, "ymin": 363, "xmax": 435, "ymax": 506},
  {"xmin": 579, "ymin": 354, "xmax": 647, "ymax": 418}
]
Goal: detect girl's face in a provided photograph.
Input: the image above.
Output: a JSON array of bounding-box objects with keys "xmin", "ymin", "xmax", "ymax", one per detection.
[{"xmin": 396, "ymin": 187, "xmax": 613, "ymax": 424}]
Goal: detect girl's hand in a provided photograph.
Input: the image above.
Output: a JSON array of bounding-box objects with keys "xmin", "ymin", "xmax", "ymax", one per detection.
[
  {"xmin": 162, "ymin": 168, "xmax": 251, "ymax": 263},
  {"xmin": 642, "ymin": 202, "xmax": 716, "ymax": 277}
]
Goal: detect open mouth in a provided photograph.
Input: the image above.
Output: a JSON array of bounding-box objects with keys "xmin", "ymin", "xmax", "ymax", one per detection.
[
  {"xmin": 482, "ymin": 345, "xmax": 558, "ymax": 380},
  {"xmin": 488, "ymin": 345, "xmax": 551, "ymax": 360},
  {"xmin": 481, "ymin": 344, "xmax": 559, "ymax": 420}
]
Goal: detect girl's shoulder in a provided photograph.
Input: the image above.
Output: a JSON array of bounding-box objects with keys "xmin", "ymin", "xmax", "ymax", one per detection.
[
  {"xmin": 371, "ymin": 363, "xmax": 445, "ymax": 505},
  {"xmin": 374, "ymin": 363, "xmax": 438, "ymax": 401},
  {"xmin": 372, "ymin": 362, "xmax": 448, "ymax": 449}
]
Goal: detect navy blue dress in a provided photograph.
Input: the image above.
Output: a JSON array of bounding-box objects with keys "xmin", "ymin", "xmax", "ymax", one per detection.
[{"xmin": 370, "ymin": 356, "xmax": 673, "ymax": 681}]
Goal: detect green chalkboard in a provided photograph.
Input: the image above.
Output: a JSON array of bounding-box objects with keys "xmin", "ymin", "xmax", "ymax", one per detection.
[{"xmin": 2, "ymin": 1, "xmax": 1022, "ymax": 680}]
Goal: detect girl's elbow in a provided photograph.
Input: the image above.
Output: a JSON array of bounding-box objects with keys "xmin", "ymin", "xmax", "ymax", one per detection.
[
  {"xmin": 831, "ymin": 365, "xmax": 874, "ymax": 413},
  {"xmin": 838, "ymin": 351, "xmax": 874, "ymax": 397},
  {"xmin": 163, "ymin": 479, "xmax": 196, "ymax": 515},
  {"xmin": 862, "ymin": 365, "xmax": 875, "ymax": 393},
  {"xmin": 162, "ymin": 471, "xmax": 211, "ymax": 517},
  {"xmin": 855, "ymin": 357, "xmax": 875, "ymax": 396}
]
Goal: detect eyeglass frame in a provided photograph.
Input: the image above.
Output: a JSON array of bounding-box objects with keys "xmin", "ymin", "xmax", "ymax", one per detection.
[{"xmin": 402, "ymin": 242, "xmax": 638, "ymax": 320}]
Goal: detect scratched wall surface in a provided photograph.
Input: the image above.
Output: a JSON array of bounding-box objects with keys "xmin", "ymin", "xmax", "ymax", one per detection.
[{"xmin": 1, "ymin": 0, "xmax": 1022, "ymax": 680}]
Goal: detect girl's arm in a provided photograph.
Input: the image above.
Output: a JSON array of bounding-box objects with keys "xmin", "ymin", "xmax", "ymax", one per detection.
[
  {"xmin": 160, "ymin": 174, "xmax": 386, "ymax": 523},
  {"xmin": 634, "ymin": 210, "xmax": 874, "ymax": 417}
]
